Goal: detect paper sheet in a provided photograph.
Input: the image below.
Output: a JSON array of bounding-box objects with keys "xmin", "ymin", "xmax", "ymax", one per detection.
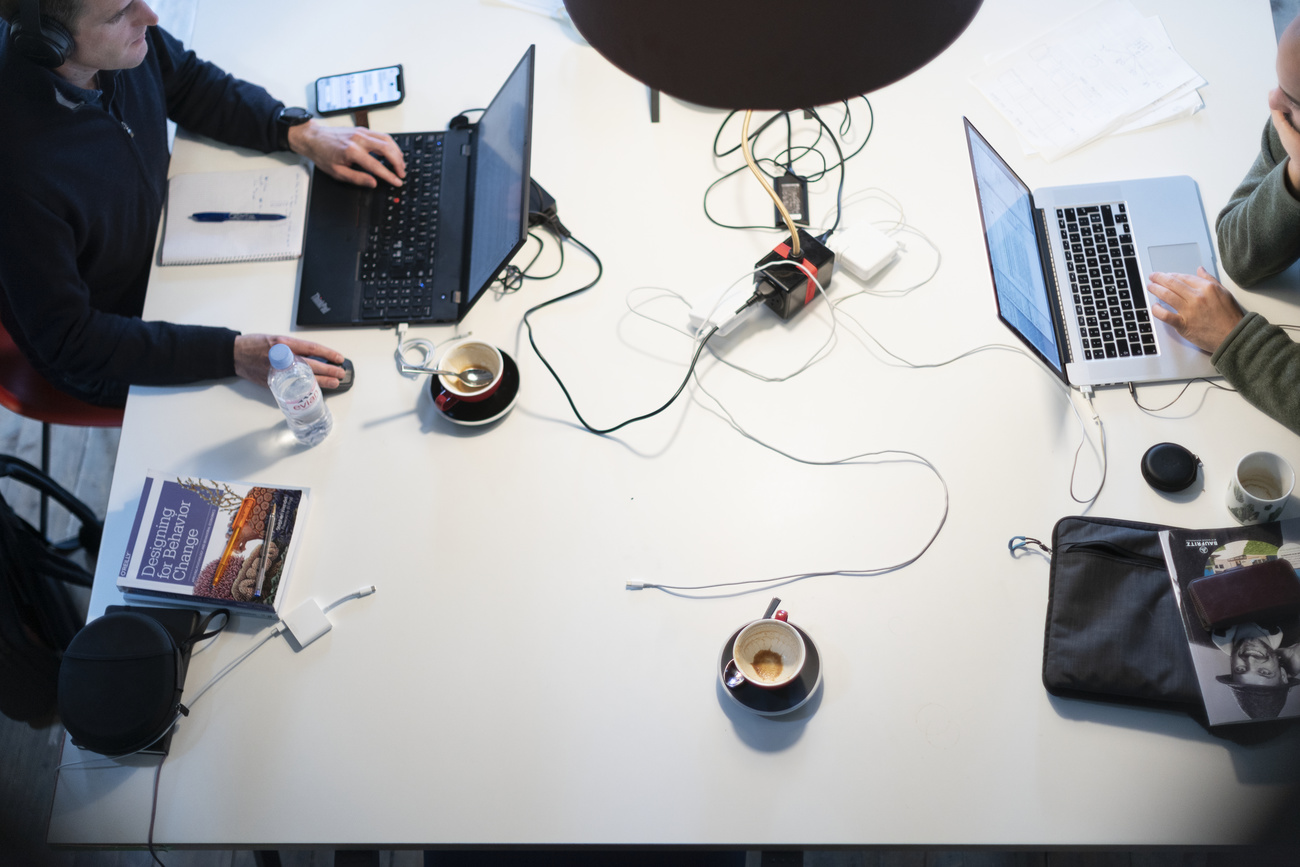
[{"xmin": 971, "ymin": 0, "xmax": 1206, "ymax": 161}]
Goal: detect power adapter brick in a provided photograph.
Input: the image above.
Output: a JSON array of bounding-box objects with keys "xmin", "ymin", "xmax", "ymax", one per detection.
[{"xmin": 825, "ymin": 223, "xmax": 900, "ymax": 282}]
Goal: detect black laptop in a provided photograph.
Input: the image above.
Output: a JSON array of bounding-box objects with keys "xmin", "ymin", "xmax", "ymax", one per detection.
[{"xmin": 296, "ymin": 46, "xmax": 535, "ymax": 327}]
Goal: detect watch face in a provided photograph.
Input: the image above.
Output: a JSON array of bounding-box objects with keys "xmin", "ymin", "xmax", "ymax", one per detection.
[{"xmin": 280, "ymin": 107, "xmax": 312, "ymax": 125}]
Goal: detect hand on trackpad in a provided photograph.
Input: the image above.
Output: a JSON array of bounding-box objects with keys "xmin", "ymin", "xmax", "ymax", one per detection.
[{"xmin": 1146, "ymin": 243, "xmax": 1205, "ymax": 280}]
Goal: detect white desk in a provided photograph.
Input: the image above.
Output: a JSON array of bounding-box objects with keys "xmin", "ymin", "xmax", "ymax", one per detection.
[{"xmin": 50, "ymin": 0, "xmax": 1300, "ymax": 849}]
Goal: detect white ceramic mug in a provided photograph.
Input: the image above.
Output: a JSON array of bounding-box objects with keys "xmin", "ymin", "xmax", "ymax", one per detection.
[
  {"xmin": 732, "ymin": 618, "xmax": 805, "ymax": 689},
  {"xmin": 1226, "ymin": 451, "xmax": 1295, "ymax": 525}
]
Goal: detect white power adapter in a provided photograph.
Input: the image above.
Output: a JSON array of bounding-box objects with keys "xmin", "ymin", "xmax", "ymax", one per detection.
[
  {"xmin": 278, "ymin": 586, "xmax": 377, "ymax": 650},
  {"xmin": 826, "ymin": 224, "xmax": 900, "ymax": 282},
  {"xmin": 280, "ymin": 598, "xmax": 333, "ymax": 649}
]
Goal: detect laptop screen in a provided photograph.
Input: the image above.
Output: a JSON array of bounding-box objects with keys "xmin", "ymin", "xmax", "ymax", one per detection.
[
  {"xmin": 464, "ymin": 47, "xmax": 535, "ymax": 308},
  {"xmin": 963, "ymin": 119, "xmax": 1065, "ymax": 379}
]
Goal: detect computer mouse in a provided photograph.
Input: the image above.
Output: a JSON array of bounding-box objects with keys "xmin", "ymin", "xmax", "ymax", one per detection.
[{"xmin": 306, "ymin": 356, "xmax": 354, "ymax": 395}]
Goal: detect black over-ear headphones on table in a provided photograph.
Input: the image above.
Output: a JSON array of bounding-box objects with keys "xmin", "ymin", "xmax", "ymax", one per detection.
[{"xmin": 9, "ymin": 0, "xmax": 75, "ymax": 68}]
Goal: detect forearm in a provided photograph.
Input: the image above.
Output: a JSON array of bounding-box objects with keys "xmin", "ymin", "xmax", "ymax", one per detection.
[
  {"xmin": 1211, "ymin": 312, "xmax": 1300, "ymax": 434},
  {"xmin": 0, "ymin": 199, "xmax": 239, "ymax": 397}
]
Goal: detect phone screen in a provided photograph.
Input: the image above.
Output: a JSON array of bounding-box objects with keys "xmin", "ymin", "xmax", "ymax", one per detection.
[{"xmin": 315, "ymin": 65, "xmax": 404, "ymax": 115}]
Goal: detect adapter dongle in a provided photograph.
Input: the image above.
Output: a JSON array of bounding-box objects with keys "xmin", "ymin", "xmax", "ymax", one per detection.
[{"xmin": 754, "ymin": 228, "xmax": 836, "ymax": 321}]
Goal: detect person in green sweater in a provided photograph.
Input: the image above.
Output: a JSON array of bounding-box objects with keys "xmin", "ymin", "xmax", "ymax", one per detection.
[{"xmin": 1145, "ymin": 17, "xmax": 1300, "ymax": 435}]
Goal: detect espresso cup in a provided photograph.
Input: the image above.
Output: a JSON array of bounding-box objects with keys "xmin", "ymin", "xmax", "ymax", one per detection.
[
  {"xmin": 1226, "ymin": 451, "xmax": 1295, "ymax": 525},
  {"xmin": 433, "ymin": 339, "xmax": 504, "ymax": 412},
  {"xmin": 732, "ymin": 618, "xmax": 805, "ymax": 689}
]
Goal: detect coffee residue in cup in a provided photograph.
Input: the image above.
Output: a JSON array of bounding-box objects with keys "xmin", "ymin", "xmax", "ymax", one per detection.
[
  {"xmin": 1242, "ymin": 475, "xmax": 1282, "ymax": 499},
  {"xmin": 751, "ymin": 649, "xmax": 784, "ymax": 681}
]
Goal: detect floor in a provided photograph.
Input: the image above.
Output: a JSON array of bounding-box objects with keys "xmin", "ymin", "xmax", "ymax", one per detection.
[{"xmin": 5, "ymin": 2, "xmax": 1300, "ymax": 866}]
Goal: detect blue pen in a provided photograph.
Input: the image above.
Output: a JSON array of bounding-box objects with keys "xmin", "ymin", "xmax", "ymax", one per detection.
[{"xmin": 191, "ymin": 212, "xmax": 287, "ymax": 222}]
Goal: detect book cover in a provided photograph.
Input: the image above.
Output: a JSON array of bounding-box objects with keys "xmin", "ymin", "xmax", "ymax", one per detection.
[
  {"xmin": 117, "ymin": 472, "xmax": 309, "ymax": 616},
  {"xmin": 1158, "ymin": 520, "xmax": 1300, "ymax": 725}
]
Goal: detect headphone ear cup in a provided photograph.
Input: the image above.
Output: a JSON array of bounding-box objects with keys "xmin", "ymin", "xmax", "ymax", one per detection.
[{"xmin": 10, "ymin": 14, "xmax": 75, "ymax": 68}]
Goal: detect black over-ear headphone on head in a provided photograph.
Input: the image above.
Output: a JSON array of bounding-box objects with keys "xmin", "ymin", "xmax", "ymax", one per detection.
[{"xmin": 9, "ymin": 0, "xmax": 75, "ymax": 68}]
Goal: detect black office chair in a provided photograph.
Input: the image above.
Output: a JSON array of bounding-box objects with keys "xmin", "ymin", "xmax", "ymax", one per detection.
[{"xmin": 0, "ymin": 455, "xmax": 96, "ymax": 724}]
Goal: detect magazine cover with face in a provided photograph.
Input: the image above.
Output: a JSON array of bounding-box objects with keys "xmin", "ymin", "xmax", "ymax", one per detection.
[{"xmin": 1159, "ymin": 520, "xmax": 1300, "ymax": 725}]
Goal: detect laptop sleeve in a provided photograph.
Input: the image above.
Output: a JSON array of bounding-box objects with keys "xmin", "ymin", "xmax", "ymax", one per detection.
[{"xmin": 1041, "ymin": 515, "xmax": 1201, "ymax": 708}]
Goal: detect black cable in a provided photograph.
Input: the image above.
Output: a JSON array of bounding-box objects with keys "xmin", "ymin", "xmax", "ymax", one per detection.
[
  {"xmin": 493, "ymin": 224, "xmax": 568, "ymax": 295},
  {"xmin": 523, "ymin": 226, "xmax": 565, "ymax": 280},
  {"xmin": 148, "ymin": 755, "xmax": 167, "ymax": 866},
  {"xmin": 522, "ymin": 232, "xmax": 727, "ymax": 435},
  {"xmin": 712, "ymin": 109, "xmax": 791, "ymax": 162},
  {"xmin": 1127, "ymin": 378, "xmax": 1237, "ymax": 412},
  {"xmin": 703, "ymin": 98, "xmax": 873, "ymax": 233},
  {"xmin": 1124, "ymin": 321, "xmax": 1296, "ymax": 411},
  {"xmin": 492, "ymin": 232, "xmax": 546, "ymax": 294},
  {"xmin": 806, "ymin": 107, "xmax": 847, "ymax": 233}
]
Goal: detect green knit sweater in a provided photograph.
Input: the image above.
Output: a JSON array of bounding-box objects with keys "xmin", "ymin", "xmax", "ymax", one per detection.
[
  {"xmin": 1211, "ymin": 119, "xmax": 1300, "ymax": 434},
  {"xmin": 1211, "ymin": 311, "xmax": 1300, "ymax": 434},
  {"xmin": 1215, "ymin": 118, "xmax": 1300, "ymax": 287}
]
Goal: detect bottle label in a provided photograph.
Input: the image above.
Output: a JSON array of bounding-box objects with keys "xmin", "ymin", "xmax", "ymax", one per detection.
[{"xmin": 285, "ymin": 389, "xmax": 319, "ymax": 416}]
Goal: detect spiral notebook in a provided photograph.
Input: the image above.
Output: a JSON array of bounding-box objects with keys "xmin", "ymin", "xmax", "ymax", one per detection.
[{"xmin": 160, "ymin": 166, "xmax": 310, "ymax": 265}]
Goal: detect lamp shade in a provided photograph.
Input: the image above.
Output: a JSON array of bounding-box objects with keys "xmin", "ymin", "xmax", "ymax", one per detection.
[{"xmin": 563, "ymin": 0, "xmax": 984, "ymax": 110}]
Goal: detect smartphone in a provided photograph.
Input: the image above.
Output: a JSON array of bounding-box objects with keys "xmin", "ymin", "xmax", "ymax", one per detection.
[{"xmin": 314, "ymin": 64, "xmax": 405, "ymax": 116}]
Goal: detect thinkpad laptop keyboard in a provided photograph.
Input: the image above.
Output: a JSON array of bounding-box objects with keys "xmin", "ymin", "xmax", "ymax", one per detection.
[
  {"xmin": 1056, "ymin": 203, "xmax": 1157, "ymax": 360},
  {"xmin": 357, "ymin": 132, "xmax": 444, "ymax": 321}
]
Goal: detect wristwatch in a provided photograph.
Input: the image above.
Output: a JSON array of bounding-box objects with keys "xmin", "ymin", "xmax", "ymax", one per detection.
[{"xmin": 275, "ymin": 106, "xmax": 312, "ymax": 150}]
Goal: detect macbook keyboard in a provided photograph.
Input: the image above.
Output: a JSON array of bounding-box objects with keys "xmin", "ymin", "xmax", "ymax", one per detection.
[
  {"xmin": 1056, "ymin": 203, "xmax": 1157, "ymax": 360},
  {"xmin": 357, "ymin": 132, "xmax": 443, "ymax": 321}
]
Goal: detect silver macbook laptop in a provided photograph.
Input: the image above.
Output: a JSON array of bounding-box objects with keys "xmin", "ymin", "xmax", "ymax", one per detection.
[{"xmin": 963, "ymin": 117, "xmax": 1218, "ymax": 388}]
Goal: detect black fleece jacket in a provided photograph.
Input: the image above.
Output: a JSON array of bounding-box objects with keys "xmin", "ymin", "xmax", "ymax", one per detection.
[{"xmin": 0, "ymin": 23, "xmax": 286, "ymax": 406}]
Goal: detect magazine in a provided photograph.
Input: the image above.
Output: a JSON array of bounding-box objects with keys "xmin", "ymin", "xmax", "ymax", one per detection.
[
  {"xmin": 116, "ymin": 472, "xmax": 309, "ymax": 617},
  {"xmin": 1158, "ymin": 520, "xmax": 1300, "ymax": 725}
]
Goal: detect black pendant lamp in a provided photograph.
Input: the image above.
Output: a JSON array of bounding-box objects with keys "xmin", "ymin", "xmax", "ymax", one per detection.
[{"xmin": 562, "ymin": 0, "xmax": 984, "ymax": 110}]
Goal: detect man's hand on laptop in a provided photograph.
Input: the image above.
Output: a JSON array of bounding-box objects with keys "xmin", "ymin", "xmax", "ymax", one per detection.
[
  {"xmin": 1147, "ymin": 268, "xmax": 1245, "ymax": 353},
  {"xmin": 287, "ymin": 121, "xmax": 407, "ymax": 188},
  {"xmin": 233, "ymin": 334, "xmax": 349, "ymax": 390}
]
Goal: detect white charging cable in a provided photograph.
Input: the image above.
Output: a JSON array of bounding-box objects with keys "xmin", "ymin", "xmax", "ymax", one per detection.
[{"xmin": 393, "ymin": 322, "xmax": 439, "ymax": 376}]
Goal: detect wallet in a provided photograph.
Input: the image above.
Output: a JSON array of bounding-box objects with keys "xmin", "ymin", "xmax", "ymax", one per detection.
[{"xmin": 1186, "ymin": 559, "xmax": 1300, "ymax": 632}]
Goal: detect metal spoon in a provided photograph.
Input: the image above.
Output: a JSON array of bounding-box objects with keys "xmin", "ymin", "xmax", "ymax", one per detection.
[{"xmin": 426, "ymin": 367, "xmax": 494, "ymax": 387}]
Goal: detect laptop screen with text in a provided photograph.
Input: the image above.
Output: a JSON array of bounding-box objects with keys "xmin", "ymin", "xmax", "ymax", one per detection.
[{"xmin": 965, "ymin": 120, "xmax": 1065, "ymax": 378}]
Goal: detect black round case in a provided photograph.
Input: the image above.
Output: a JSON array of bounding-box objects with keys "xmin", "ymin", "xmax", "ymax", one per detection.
[
  {"xmin": 1140, "ymin": 442, "xmax": 1201, "ymax": 493},
  {"xmin": 58, "ymin": 609, "xmax": 225, "ymax": 756}
]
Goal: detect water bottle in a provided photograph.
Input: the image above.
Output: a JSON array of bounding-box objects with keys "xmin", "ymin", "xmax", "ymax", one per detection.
[{"xmin": 267, "ymin": 343, "xmax": 333, "ymax": 446}]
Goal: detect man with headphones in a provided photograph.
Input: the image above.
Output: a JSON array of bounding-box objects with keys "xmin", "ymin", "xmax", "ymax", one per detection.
[{"xmin": 0, "ymin": 0, "xmax": 408, "ymax": 406}]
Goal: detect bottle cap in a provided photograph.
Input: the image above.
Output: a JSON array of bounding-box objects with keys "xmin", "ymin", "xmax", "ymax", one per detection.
[{"xmin": 268, "ymin": 343, "xmax": 294, "ymax": 370}]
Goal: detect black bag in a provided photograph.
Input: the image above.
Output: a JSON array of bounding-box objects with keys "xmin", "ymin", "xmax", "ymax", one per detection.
[{"xmin": 1038, "ymin": 515, "xmax": 1201, "ymax": 709}]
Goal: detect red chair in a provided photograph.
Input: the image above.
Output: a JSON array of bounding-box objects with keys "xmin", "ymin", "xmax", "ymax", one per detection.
[{"xmin": 0, "ymin": 322, "xmax": 123, "ymax": 548}]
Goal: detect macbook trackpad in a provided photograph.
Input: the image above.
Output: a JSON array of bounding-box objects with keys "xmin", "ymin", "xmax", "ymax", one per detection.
[{"xmin": 1146, "ymin": 243, "xmax": 1203, "ymax": 277}]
